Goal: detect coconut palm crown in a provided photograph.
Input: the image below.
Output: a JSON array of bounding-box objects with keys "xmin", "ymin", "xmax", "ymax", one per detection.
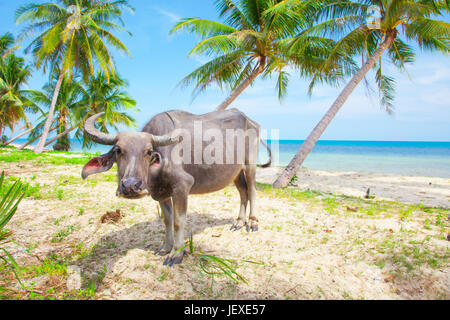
[
  {"xmin": 171, "ymin": 0, "xmax": 350, "ymax": 110},
  {"xmin": 74, "ymin": 71, "xmax": 137, "ymax": 149},
  {"xmin": 273, "ymin": 0, "xmax": 450, "ymax": 187},
  {"xmin": 15, "ymin": 0, "xmax": 133, "ymax": 81},
  {"xmin": 297, "ymin": 0, "xmax": 450, "ymax": 111},
  {"xmin": 25, "ymin": 71, "xmax": 137, "ymax": 150},
  {"xmin": 15, "ymin": 0, "xmax": 134, "ymax": 153},
  {"xmin": 0, "ymin": 33, "xmax": 36, "ymax": 137}
]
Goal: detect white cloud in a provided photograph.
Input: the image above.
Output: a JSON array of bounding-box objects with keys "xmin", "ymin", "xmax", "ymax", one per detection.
[
  {"xmin": 170, "ymin": 50, "xmax": 450, "ymax": 140},
  {"xmin": 153, "ymin": 7, "xmax": 181, "ymax": 23},
  {"xmin": 192, "ymin": 55, "xmax": 211, "ymax": 65},
  {"xmin": 415, "ymin": 68, "xmax": 450, "ymax": 85}
]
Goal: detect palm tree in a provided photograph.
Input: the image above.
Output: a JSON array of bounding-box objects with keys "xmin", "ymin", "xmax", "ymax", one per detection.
[
  {"xmin": 0, "ymin": 47, "xmax": 36, "ymax": 140},
  {"xmin": 17, "ymin": 117, "xmax": 58, "ymax": 150},
  {"xmin": 0, "ymin": 32, "xmax": 36, "ymax": 145},
  {"xmin": 74, "ymin": 71, "xmax": 137, "ymax": 149},
  {"xmin": 26, "ymin": 71, "xmax": 137, "ymax": 151},
  {"xmin": 0, "ymin": 33, "xmax": 18, "ymax": 58},
  {"xmin": 15, "ymin": 0, "xmax": 134, "ymax": 153},
  {"xmin": 273, "ymin": 0, "xmax": 450, "ymax": 188},
  {"xmin": 171, "ymin": 0, "xmax": 330, "ymax": 110},
  {"xmin": 25, "ymin": 70, "xmax": 85, "ymax": 151}
]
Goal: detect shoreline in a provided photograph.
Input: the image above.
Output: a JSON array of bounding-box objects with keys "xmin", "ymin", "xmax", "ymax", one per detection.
[
  {"xmin": 1, "ymin": 144, "xmax": 449, "ymax": 300},
  {"xmin": 257, "ymin": 167, "xmax": 450, "ymax": 208},
  {"xmin": 5, "ymin": 144, "xmax": 450, "ymax": 208},
  {"xmin": 10, "ymin": 140, "xmax": 450, "ymax": 177}
]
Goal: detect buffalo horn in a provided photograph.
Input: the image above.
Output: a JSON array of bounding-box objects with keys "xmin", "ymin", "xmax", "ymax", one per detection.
[
  {"xmin": 152, "ymin": 134, "xmax": 182, "ymax": 147},
  {"xmin": 84, "ymin": 112, "xmax": 117, "ymax": 145}
]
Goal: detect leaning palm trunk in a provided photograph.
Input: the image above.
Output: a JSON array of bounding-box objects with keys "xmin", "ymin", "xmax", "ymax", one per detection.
[
  {"xmin": 44, "ymin": 125, "xmax": 77, "ymax": 148},
  {"xmin": 33, "ymin": 70, "xmax": 65, "ymax": 154},
  {"xmin": 1, "ymin": 126, "xmax": 33, "ymax": 147},
  {"xmin": 55, "ymin": 113, "xmax": 70, "ymax": 150},
  {"xmin": 215, "ymin": 59, "xmax": 266, "ymax": 111},
  {"xmin": 273, "ymin": 33, "xmax": 395, "ymax": 188},
  {"xmin": 18, "ymin": 124, "xmax": 57, "ymax": 150}
]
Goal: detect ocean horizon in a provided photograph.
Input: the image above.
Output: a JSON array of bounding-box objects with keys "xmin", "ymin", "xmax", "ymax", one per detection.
[{"xmin": 12, "ymin": 139, "xmax": 450, "ymax": 178}]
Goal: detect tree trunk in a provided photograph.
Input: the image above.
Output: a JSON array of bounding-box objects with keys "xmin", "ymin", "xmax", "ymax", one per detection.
[
  {"xmin": 44, "ymin": 125, "xmax": 77, "ymax": 147},
  {"xmin": 1, "ymin": 127, "xmax": 33, "ymax": 147},
  {"xmin": 33, "ymin": 70, "xmax": 65, "ymax": 153},
  {"xmin": 0, "ymin": 118, "xmax": 4, "ymax": 138},
  {"xmin": 19, "ymin": 123, "xmax": 57, "ymax": 150},
  {"xmin": 55, "ymin": 110, "xmax": 70, "ymax": 150},
  {"xmin": 215, "ymin": 58, "xmax": 266, "ymax": 111},
  {"xmin": 273, "ymin": 33, "xmax": 395, "ymax": 188}
]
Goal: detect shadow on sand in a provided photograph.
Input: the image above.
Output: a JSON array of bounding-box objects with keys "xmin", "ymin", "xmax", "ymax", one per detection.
[{"xmin": 72, "ymin": 212, "xmax": 234, "ymax": 289}]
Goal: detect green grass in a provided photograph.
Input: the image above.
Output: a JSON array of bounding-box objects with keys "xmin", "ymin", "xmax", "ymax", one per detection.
[
  {"xmin": 51, "ymin": 225, "xmax": 76, "ymax": 243},
  {"xmin": 23, "ymin": 253, "xmax": 68, "ymax": 277},
  {"xmin": 375, "ymin": 232, "xmax": 449, "ymax": 275},
  {"xmin": 0, "ymin": 176, "xmax": 43, "ymax": 200},
  {"xmin": 0, "ymin": 147, "xmax": 97, "ymax": 166},
  {"xmin": 25, "ymin": 257, "xmax": 93, "ymax": 299},
  {"xmin": 1, "ymin": 242, "xmax": 101, "ymax": 300},
  {"xmin": 256, "ymin": 182, "xmax": 449, "ymax": 222},
  {"xmin": 183, "ymin": 231, "xmax": 264, "ymax": 285},
  {"xmin": 1, "ymin": 148, "xmax": 448, "ymax": 300}
]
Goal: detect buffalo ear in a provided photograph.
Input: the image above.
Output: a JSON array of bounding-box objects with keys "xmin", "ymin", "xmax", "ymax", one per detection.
[{"xmin": 82, "ymin": 150, "xmax": 115, "ymax": 180}]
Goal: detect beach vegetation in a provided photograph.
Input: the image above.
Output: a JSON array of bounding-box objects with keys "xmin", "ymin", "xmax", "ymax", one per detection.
[
  {"xmin": 274, "ymin": 0, "xmax": 450, "ymax": 187},
  {"xmin": 73, "ymin": 72, "xmax": 138, "ymax": 149},
  {"xmin": 0, "ymin": 33, "xmax": 39, "ymax": 143},
  {"xmin": 170, "ymin": 0, "xmax": 345, "ymax": 110},
  {"xmin": 18, "ymin": 71, "xmax": 138, "ymax": 152},
  {"xmin": 0, "ymin": 171, "xmax": 27, "ymax": 297},
  {"xmin": 0, "ymin": 1, "xmax": 448, "ymax": 301},
  {"xmin": 15, "ymin": 0, "xmax": 134, "ymax": 153},
  {"xmin": 0, "ymin": 153, "xmax": 446, "ymax": 300}
]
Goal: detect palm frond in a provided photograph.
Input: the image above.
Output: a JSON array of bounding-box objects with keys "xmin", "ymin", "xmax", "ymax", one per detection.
[
  {"xmin": 170, "ymin": 18, "xmax": 237, "ymax": 38},
  {"xmin": 403, "ymin": 17, "xmax": 450, "ymax": 53},
  {"xmin": 215, "ymin": 0, "xmax": 254, "ymax": 29},
  {"xmin": 375, "ymin": 63, "xmax": 396, "ymax": 114}
]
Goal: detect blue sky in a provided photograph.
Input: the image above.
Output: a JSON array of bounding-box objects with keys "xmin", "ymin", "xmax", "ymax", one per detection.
[{"xmin": 1, "ymin": 0, "xmax": 449, "ymax": 141}]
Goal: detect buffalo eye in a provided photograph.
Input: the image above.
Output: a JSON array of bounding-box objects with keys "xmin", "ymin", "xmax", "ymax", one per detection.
[
  {"xmin": 114, "ymin": 147, "xmax": 122, "ymax": 155},
  {"xmin": 146, "ymin": 150, "xmax": 153, "ymax": 156}
]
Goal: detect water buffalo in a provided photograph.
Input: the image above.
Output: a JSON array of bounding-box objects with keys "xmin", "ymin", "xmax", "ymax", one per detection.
[{"xmin": 81, "ymin": 109, "xmax": 271, "ymax": 266}]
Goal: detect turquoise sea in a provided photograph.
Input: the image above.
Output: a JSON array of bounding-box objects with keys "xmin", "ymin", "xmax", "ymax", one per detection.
[
  {"xmin": 264, "ymin": 140, "xmax": 450, "ymax": 178},
  {"xmin": 14, "ymin": 139, "xmax": 450, "ymax": 178}
]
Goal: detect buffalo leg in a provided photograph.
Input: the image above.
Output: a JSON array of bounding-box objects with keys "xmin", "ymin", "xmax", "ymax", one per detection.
[
  {"xmin": 163, "ymin": 191, "xmax": 188, "ymax": 266},
  {"xmin": 245, "ymin": 166, "xmax": 258, "ymax": 232},
  {"xmin": 155, "ymin": 199, "xmax": 173, "ymax": 256},
  {"xmin": 231, "ymin": 171, "xmax": 248, "ymax": 231}
]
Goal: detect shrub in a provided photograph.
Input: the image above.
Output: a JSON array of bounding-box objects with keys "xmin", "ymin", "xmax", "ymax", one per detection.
[{"xmin": 0, "ymin": 171, "xmax": 27, "ymax": 294}]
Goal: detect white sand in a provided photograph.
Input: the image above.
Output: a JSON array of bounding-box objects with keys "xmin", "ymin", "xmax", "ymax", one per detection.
[
  {"xmin": 257, "ymin": 167, "xmax": 450, "ymax": 208},
  {"xmin": 1, "ymin": 159, "xmax": 449, "ymax": 300},
  {"xmin": 9, "ymin": 143, "xmax": 449, "ymax": 208}
]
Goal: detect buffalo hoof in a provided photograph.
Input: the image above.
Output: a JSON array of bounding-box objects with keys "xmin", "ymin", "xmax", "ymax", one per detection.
[
  {"xmin": 246, "ymin": 219, "xmax": 258, "ymax": 233},
  {"xmin": 155, "ymin": 245, "xmax": 172, "ymax": 256},
  {"xmin": 163, "ymin": 249, "xmax": 185, "ymax": 267},
  {"xmin": 230, "ymin": 219, "xmax": 245, "ymax": 231}
]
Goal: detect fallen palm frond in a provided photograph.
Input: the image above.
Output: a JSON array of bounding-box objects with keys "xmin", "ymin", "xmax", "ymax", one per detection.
[{"xmin": 180, "ymin": 231, "xmax": 264, "ymax": 284}]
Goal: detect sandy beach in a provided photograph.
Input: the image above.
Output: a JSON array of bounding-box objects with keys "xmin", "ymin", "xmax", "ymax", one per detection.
[
  {"xmin": 257, "ymin": 167, "xmax": 450, "ymax": 209},
  {"xmin": 1, "ymin": 148, "xmax": 448, "ymax": 300},
  {"xmin": 2, "ymin": 0, "xmax": 450, "ymax": 303},
  {"xmin": 10, "ymin": 143, "xmax": 450, "ymax": 209}
]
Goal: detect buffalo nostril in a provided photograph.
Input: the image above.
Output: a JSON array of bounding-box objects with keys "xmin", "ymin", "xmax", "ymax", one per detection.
[
  {"xmin": 134, "ymin": 180, "xmax": 142, "ymax": 190},
  {"xmin": 121, "ymin": 178, "xmax": 143, "ymax": 195},
  {"xmin": 121, "ymin": 180, "xmax": 133, "ymax": 194}
]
